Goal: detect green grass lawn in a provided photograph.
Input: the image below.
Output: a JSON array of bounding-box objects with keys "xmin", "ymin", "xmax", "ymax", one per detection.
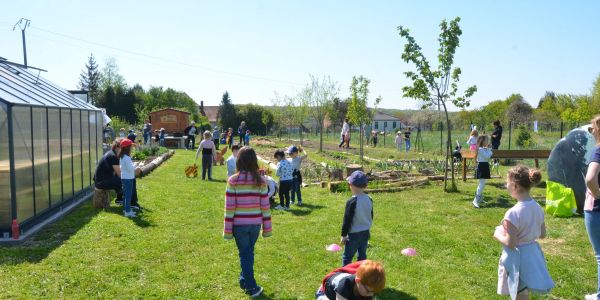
[{"xmin": 0, "ymin": 149, "xmax": 595, "ymax": 299}]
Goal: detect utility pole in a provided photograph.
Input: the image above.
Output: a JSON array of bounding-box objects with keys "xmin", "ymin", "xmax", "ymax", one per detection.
[{"xmin": 13, "ymin": 18, "xmax": 31, "ymax": 67}]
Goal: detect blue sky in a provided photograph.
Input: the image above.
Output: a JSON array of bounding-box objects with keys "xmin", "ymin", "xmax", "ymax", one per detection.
[{"xmin": 1, "ymin": 1, "xmax": 599, "ymax": 110}]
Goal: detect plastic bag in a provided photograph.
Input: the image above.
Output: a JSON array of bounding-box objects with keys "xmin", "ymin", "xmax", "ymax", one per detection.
[{"xmin": 545, "ymin": 180, "xmax": 577, "ymax": 217}]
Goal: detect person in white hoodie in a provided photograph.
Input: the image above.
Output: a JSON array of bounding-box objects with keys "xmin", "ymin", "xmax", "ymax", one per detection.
[
  {"xmin": 472, "ymin": 135, "xmax": 493, "ymax": 208},
  {"xmin": 119, "ymin": 139, "xmax": 137, "ymax": 218}
]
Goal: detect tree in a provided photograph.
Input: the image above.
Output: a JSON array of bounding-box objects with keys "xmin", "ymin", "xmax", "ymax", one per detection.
[
  {"xmin": 77, "ymin": 53, "xmax": 102, "ymax": 105},
  {"xmin": 347, "ymin": 75, "xmax": 380, "ymax": 161},
  {"xmin": 505, "ymin": 97, "xmax": 533, "ymax": 126},
  {"xmin": 218, "ymin": 91, "xmax": 237, "ymax": 131},
  {"xmin": 289, "ymin": 91, "xmax": 310, "ymax": 146},
  {"xmin": 592, "ymin": 74, "xmax": 600, "ymax": 112},
  {"xmin": 100, "ymin": 57, "xmax": 127, "ymax": 91},
  {"xmin": 305, "ymin": 75, "xmax": 339, "ymax": 152},
  {"xmin": 398, "ymin": 17, "xmax": 477, "ymax": 192},
  {"xmin": 237, "ymin": 104, "xmax": 273, "ymax": 135},
  {"xmin": 327, "ymin": 97, "xmax": 349, "ymax": 131}
]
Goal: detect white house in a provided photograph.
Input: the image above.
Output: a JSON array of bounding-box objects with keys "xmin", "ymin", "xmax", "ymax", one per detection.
[{"xmin": 369, "ymin": 112, "xmax": 405, "ymax": 132}]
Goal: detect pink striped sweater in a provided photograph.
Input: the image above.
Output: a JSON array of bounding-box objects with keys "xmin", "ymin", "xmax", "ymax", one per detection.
[{"xmin": 223, "ymin": 171, "xmax": 272, "ymax": 239}]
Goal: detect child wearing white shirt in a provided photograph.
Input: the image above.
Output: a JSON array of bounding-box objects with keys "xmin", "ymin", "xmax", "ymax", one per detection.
[
  {"xmin": 473, "ymin": 135, "xmax": 493, "ymax": 208},
  {"xmin": 119, "ymin": 139, "xmax": 136, "ymax": 218}
]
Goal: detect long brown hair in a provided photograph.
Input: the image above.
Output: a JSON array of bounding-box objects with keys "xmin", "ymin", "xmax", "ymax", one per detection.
[
  {"xmin": 236, "ymin": 146, "xmax": 263, "ymax": 186},
  {"xmin": 476, "ymin": 135, "xmax": 488, "ymax": 148}
]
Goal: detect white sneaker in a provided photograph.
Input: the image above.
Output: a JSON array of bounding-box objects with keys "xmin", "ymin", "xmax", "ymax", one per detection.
[
  {"xmin": 585, "ymin": 294, "xmax": 598, "ymax": 300},
  {"xmin": 274, "ymin": 205, "xmax": 284, "ymax": 210},
  {"xmin": 124, "ymin": 211, "xmax": 136, "ymax": 218},
  {"xmin": 472, "ymin": 199, "xmax": 480, "ymax": 208}
]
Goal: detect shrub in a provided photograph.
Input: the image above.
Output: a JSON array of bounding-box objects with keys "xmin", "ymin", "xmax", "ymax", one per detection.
[{"xmin": 516, "ymin": 125, "xmax": 532, "ymax": 149}]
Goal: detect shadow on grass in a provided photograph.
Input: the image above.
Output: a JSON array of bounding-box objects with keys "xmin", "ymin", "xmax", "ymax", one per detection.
[
  {"xmin": 378, "ymin": 288, "xmax": 418, "ymax": 300},
  {"xmin": 488, "ymin": 182, "xmax": 507, "ymax": 190},
  {"xmin": 289, "ymin": 203, "xmax": 326, "ymax": 216},
  {"xmin": 0, "ymin": 201, "xmax": 100, "ymax": 265},
  {"xmin": 104, "ymin": 206, "xmax": 156, "ymax": 228},
  {"xmin": 483, "ymin": 195, "xmax": 513, "ymax": 209}
]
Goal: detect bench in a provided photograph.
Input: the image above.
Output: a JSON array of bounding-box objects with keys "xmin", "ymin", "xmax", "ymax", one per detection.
[
  {"xmin": 163, "ymin": 136, "xmax": 186, "ymax": 149},
  {"xmin": 460, "ymin": 149, "xmax": 551, "ymax": 181}
]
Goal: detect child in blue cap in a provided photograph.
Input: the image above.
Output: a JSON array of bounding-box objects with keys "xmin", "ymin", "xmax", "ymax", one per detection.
[{"xmin": 340, "ymin": 170, "xmax": 373, "ymax": 266}]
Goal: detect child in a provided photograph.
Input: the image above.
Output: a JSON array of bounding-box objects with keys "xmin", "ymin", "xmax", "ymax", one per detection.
[
  {"xmin": 213, "ymin": 127, "xmax": 220, "ymax": 150},
  {"xmin": 260, "ymin": 169, "xmax": 278, "ymax": 206},
  {"xmin": 127, "ymin": 129, "xmax": 137, "ymax": 142},
  {"xmin": 245, "ymin": 130, "xmax": 251, "ymax": 146},
  {"xmin": 287, "ymin": 145, "xmax": 307, "ymax": 206},
  {"xmin": 227, "ymin": 127, "xmax": 234, "ymax": 149},
  {"xmin": 159, "ymin": 128, "xmax": 165, "ymax": 147},
  {"xmin": 195, "ymin": 131, "xmax": 217, "ymax": 180},
  {"xmin": 473, "ymin": 135, "xmax": 493, "ymax": 208},
  {"xmin": 395, "ymin": 131, "xmax": 403, "ymax": 151},
  {"xmin": 119, "ymin": 138, "xmax": 136, "ymax": 218},
  {"xmin": 494, "ymin": 165, "xmax": 554, "ymax": 299},
  {"xmin": 226, "ymin": 144, "xmax": 240, "ymax": 178},
  {"xmin": 315, "ymin": 260, "xmax": 386, "ymax": 300},
  {"xmin": 467, "ymin": 129, "xmax": 478, "ymax": 151},
  {"xmin": 119, "ymin": 128, "xmax": 126, "ymax": 138},
  {"xmin": 341, "ymin": 171, "xmax": 373, "ymax": 266},
  {"xmin": 404, "ymin": 128, "xmax": 411, "ymax": 152},
  {"xmin": 274, "ymin": 149, "xmax": 293, "ymax": 210},
  {"xmin": 223, "ymin": 146, "xmax": 271, "ymax": 298},
  {"xmin": 372, "ymin": 131, "xmax": 378, "ymax": 148}
]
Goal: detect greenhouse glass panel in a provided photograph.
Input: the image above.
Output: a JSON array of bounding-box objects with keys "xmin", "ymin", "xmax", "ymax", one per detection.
[
  {"xmin": 81, "ymin": 111, "xmax": 90, "ymax": 187},
  {"xmin": 0, "ymin": 103, "xmax": 10, "ymax": 229},
  {"xmin": 96, "ymin": 112, "xmax": 102, "ymax": 163},
  {"xmin": 32, "ymin": 107, "xmax": 50, "ymax": 214},
  {"xmin": 13, "ymin": 106, "xmax": 34, "ymax": 222},
  {"xmin": 90, "ymin": 112, "xmax": 98, "ymax": 175},
  {"xmin": 72, "ymin": 110, "xmax": 82, "ymax": 193},
  {"xmin": 61, "ymin": 109, "xmax": 73, "ymax": 201},
  {"xmin": 48, "ymin": 108, "xmax": 62, "ymax": 206}
]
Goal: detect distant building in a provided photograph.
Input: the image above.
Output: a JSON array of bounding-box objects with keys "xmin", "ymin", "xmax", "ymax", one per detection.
[
  {"xmin": 369, "ymin": 112, "xmax": 405, "ymax": 132},
  {"xmin": 148, "ymin": 108, "xmax": 190, "ymax": 134},
  {"xmin": 198, "ymin": 101, "xmax": 219, "ymax": 128}
]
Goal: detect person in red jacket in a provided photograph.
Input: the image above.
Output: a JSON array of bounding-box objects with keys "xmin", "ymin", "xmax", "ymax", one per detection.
[{"xmin": 315, "ymin": 260, "xmax": 386, "ymax": 300}]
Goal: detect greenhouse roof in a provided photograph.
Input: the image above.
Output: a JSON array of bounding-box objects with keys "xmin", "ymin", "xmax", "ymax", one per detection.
[{"xmin": 0, "ymin": 60, "xmax": 98, "ymax": 110}]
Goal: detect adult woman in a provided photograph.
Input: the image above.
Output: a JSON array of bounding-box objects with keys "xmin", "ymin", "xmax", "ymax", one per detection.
[
  {"xmin": 586, "ymin": 115, "xmax": 600, "ymax": 300},
  {"xmin": 223, "ymin": 146, "xmax": 272, "ymax": 297}
]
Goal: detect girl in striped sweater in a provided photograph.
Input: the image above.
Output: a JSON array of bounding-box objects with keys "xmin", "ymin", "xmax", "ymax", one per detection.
[{"xmin": 223, "ymin": 146, "xmax": 272, "ymax": 298}]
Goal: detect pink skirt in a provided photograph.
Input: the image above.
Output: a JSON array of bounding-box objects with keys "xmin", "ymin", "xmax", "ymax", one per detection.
[{"xmin": 469, "ymin": 144, "xmax": 477, "ymax": 151}]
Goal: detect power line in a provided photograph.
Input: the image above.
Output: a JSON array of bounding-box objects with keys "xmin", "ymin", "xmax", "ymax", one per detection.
[{"xmin": 30, "ymin": 25, "xmax": 303, "ymax": 87}]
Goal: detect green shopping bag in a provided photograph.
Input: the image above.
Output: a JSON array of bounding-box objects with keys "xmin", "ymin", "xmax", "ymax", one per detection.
[{"xmin": 545, "ymin": 180, "xmax": 577, "ymax": 217}]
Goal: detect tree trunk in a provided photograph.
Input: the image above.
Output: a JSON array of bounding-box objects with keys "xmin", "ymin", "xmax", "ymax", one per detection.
[
  {"xmin": 300, "ymin": 123, "xmax": 304, "ymax": 146},
  {"xmin": 359, "ymin": 123, "xmax": 364, "ymax": 161},
  {"xmin": 441, "ymin": 102, "xmax": 457, "ymax": 192},
  {"xmin": 319, "ymin": 120, "xmax": 324, "ymax": 152}
]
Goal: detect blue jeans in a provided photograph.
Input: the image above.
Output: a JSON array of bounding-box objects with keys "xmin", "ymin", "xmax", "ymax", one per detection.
[
  {"xmin": 585, "ymin": 211, "xmax": 600, "ymax": 297},
  {"xmin": 233, "ymin": 225, "xmax": 261, "ymax": 292},
  {"xmin": 121, "ymin": 179, "xmax": 134, "ymax": 213},
  {"xmin": 291, "ymin": 178, "xmax": 302, "ymax": 204},
  {"xmin": 405, "ymin": 140, "xmax": 411, "ymax": 152},
  {"xmin": 342, "ymin": 230, "xmax": 370, "ymax": 266}
]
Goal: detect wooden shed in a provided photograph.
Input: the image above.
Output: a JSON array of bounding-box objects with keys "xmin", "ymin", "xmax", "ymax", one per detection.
[{"xmin": 148, "ymin": 108, "xmax": 190, "ymax": 134}]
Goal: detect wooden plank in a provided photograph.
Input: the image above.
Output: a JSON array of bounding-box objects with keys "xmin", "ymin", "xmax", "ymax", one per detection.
[{"xmin": 460, "ymin": 149, "xmax": 551, "ymax": 159}]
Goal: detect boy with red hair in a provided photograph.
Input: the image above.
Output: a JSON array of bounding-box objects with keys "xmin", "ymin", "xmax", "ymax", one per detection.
[{"xmin": 315, "ymin": 260, "xmax": 386, "ymax": 300}]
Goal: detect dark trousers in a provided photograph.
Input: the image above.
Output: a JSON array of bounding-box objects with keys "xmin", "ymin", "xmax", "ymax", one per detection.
[
  {"xmin": 187, "ymin": 135, "xmax": 196, "ymax": 149},
  {"xmin": 214, "ymin": 139, "xmax": 220, "ymax": 150},
  {"xmin": 279, "ymin": 180, "xmax": 292, "ymax": 208},
  {"xmin": 342, "ymin": 230, "xmax": 370, "ymax": 266},
  {"xmin": 202, "ymin": 154, "xmax": 213, "ymax": 180},
  {"xmin": 492, "ymin": 142, "xmax": 500, "ymax": 163},
  {"xmin": 95, "ymin": 176, "xmax": 138, "ymax": 206},
  {"xmin": 291, "ymin": 175, "xmax": 302, "ymax": 204}
]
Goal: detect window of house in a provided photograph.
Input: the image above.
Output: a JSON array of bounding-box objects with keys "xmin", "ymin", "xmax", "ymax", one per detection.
[
  {"xmin": 393, "ymin": 122, "xmax": 397, "ymax": 128},
  {"xmin": 374, "ymin": 122, "xmax": 379, "ymax": 129},
  {"xmin": 384, "ymin": 121, "xmax": 387, "ymax": 128}
]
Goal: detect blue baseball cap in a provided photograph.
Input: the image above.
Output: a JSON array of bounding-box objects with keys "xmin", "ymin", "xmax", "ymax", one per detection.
[
  {"xmin": 347, "ymin": 170, "xmax": 368, "ymax": 187},
  {"xmin": 286, "ymin": 145, "xmax": 299, "ymax": 154}
]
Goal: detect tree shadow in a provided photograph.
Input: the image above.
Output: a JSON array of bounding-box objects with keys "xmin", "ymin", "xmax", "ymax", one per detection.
[
  {"xmin": 289, "ymin": 203, "xmax": 326, "ymax": 216},
  {"xmin": 378, "ymin": 288, "xmax": 418, "ymax": 300},
  {"xmin": 0, "ymin": 201, "xmax": 100, "ymax": 265},
  {"xmin": 488, "ymin": 182, "xmax": 507, "ymax": 190}
]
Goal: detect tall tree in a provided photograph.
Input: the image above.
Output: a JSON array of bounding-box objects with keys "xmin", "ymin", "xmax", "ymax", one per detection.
[
  {"xmin": 327, "ymin": 97, "xmax": 349, "ymax": 130},
  {"xmin": 505, "ymin": 97, "xmax": 533, "ymax": 126},
  {"xmin": 592, "ymin": 73, "xmax": 600, "ymax": 112},
  {"xmin": 398, "ymin": 17, "xmax": 477, "ymax": 192},
  {"xmin": 305, "ymin": 75, "xmax": 339, "ymax": 152},
  {"xmin": 100, "ymin": 57, "xmax": 127, "ymax": 91},
  {"xmin": 77, "ymin": 53, "xmax": 102, "ymax": 105},
  {"xmin": 347, "ymin": 75, "xmax": 380, "ymax": 161},
  {"xmin": 289, "ymin": 91, "xmax": 310, "ymax": 146},
  {"xmin": 218, "ymin": 91, "xmax": 237, "ymax": 131}
]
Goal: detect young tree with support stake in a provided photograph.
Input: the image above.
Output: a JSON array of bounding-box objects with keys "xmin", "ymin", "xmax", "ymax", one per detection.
[
  {"xmin": 305, "ymin": 75, "xmax": 339, "ymax": 152},
  {"xmin": 347, "ymin": 75, "xmax": 380, "ymax": 161},
  {"xmin": 398, "ymin": 17, "xmax": 477, "ymax": 192}
]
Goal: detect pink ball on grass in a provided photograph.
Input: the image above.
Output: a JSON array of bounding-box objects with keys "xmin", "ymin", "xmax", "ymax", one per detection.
[{"xmin": 401, "ymin": 247, "xmax": 417, "ymax": 256}]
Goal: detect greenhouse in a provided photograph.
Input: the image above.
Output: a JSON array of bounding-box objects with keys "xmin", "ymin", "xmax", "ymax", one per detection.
[{"xmin": 0, "ymin": 59, "xmax": 102, "ymax": 240}]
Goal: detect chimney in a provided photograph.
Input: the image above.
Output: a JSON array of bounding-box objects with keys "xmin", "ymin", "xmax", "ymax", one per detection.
[{"xmin": 199, "ymin": 100, "xmax": 206, "ymax": 116}]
